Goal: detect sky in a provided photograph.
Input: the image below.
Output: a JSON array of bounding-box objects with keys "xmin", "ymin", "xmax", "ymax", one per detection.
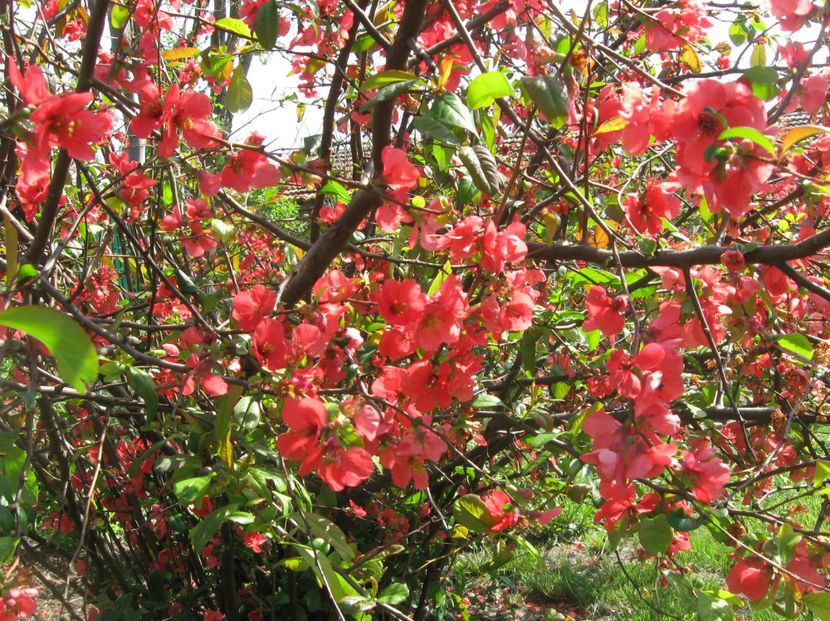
[{"xmin": 229, "ymin": 1, "xmax": 824, "ymax": 150}]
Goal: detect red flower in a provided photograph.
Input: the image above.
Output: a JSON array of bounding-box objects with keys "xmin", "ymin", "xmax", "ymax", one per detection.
[
  {"xmin": 582, "ymin": 286, "xmax": 627, "ymax": 337},
  {"xmin": 130, "ymin": 79, "xmax": 219, "ymax": 157},
  {"xmin": 243, "ymin": 531, "xmax": 268, "ymax": 553},
  {"xmin": 220, "ymin": 133, "xmax": 281, "ymax": 192},
  {"xmin": 252, "ymin": 318, "xmax": 287, "ymax": 371},
  {"xmin": 679, "ymin": 439, "xmax": 730, "ymax": 503},
  {"xmin": 276, "ymin": 398, "xmax": 327, "ymax": 463},
  {"xmin": 720, "ymin": 249, "xmax": 746, "ymax": 272},
  {"xmin": 624, "ymin": 180, "xmax": 680, "ymax": 236},
  {"xmin": 233, "ymin": 285, "xmax": 276, "ymax": 331},
  {"xmin": 29, "ymin": 93, "xmax": 108, "ymax": 161},
  {"xmin": 414, "ymin": 275, "xmax": 468, "ymax": 352},
  {"xmin": 381, "ymin": 146, "xmax": 421, "ymax": 191},
  {"xmin": 317, "ymin": 444, "xmax": 374, "ymax": 491},
  {"xmin": 768, "ymin": 0, "xmax": 815, "ymax": 31},
  {"xmin": 8, "ymin": 59, "xmax": 108, "ymax": 176},
  {"xmin": 376, "ymin": 279, "xmax": 427, "ymax": 328},
  {"xmin": 483, "ymin": 490, "xmax": 522, "ymax": 533},
  {"xmin": 672, "ymin": 79, "xmax": 771, "ymax": 216},
  {"xmin": 726, "ymin": 558, "xmax": 771, "ymax": 601},
  {"xmin": 160, "ymin": 86, "xmax": 219, "ymax": 157}
]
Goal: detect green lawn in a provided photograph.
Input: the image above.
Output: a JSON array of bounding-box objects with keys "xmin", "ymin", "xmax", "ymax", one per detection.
[{"xmin": 453, "ymin": 492, "xmax": 822, "ymax": 620}]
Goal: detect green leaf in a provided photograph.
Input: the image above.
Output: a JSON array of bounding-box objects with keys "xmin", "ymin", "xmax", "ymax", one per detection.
[
  {"xmin": 467, "ymin": 71, "xmax": 514, "ymax": 110},
  {"xmin": 592, "ymin": 2, "xmax": 608, "ymax": 27},
  {"xmin": 377, "ymin": 583, "xmax": 409, "ymax": 605},
  {"xmin": 743, "ymin": 66, "xmax": 780, "ymax": 100},
  {"xmin": 729, "ymin": 18, "xmax": 747, "ymax": 45},
  {"xmin": 110, "ymin": 3, "xmax": 130, "ymax": 29},
  {"xmin": 481, "ymin": 538, "xmax": 514, "ymax": 573},
  {"xmin": 638, "ymin": 238, "xmax": 657, "ymax": 256},
  {"xmin": 804, "ymin": 592, "xmax": 830, "ymax": 621},
  {"xmin": 814, "ymin": 460, "xmax": 830, "ymax": 487},
  {"xmin": 215, "ymin": 385, "xmax": 243, "ymax": 444},
  {"xmin": 295, "ymin": 545, "xmax": 361, "ymax": 608},
  {"xmin": 319, "ymin": 179, "xmax": 352, "ymax": 202},
  {"xmin": 0, "ymin": 537, "xmax": 19, "ymax": 565},
  {"xmin": 637, "ymin": 514, "xmax": 673, "ymax": 556},
  {"xmin": 750, "ymin": 43, "xmax": 766, "ymax": 67},
  {"xmin": 214, "ymin": 17, "xmax": 251, "ymax": 38},
  {"xmin": 667, "ymin": 508, "xmax": 701, "ymax": 532},
  {"xmin": 705, "ymin": 590, "xmax": 744, "ymax": 607},
  {"xmin": 458, "ymin": 145, "xmax": 501, "ymax": 195},
  {"xmin": 127, "ymin": 368, "xmax": 158, "ymax": 419},
  {"xmin": 162, "ymin": 47, "xmax": 202, "ymax": 62},
  {"xmin": 173, "ymin": 475, "xmax": 212, "ymax": 504},
  {"xmin": 471, "ymin": 394, "xmax": 505, "ymax": 409},
  {"xmin": 431, "ymin": 92, "xmax": 477, "ymax": 134},
  {"xmin": 191, "ymin": 505, "xmax": 238, "ymax": 553},
  {"xmin": 432, "ymin": 142, "xmax": 450, "ymax": 170},
  {"xmin": 663, "ymin": 570, "xmax": 696, "ymax": 604},
  {"xmin": 594, "ymin": 116, "xmax": 626, "ymax": 135},
  {"xmin": 774, "ymin": 523, "xmax": 802, "ymax": 565},
  {"xmin": 227, "ymin": 65, "xmax": 253, "ymax": 114},
  {"xmin": 361, "ymin": 70, "xmax": 420, "ymax": 91},
  {"xmin": 234, "ymin": 396, "xmax": 262, "ymax": 434},
  {"xmin": 0, "ymin": 447, "xmax": 36, "ymax": 507},
  {"xmin": 771, "ymin": 579, "xmax": 801, "ymax": 618},
  {"xmin": 774, "ymin": 333, "xmax": 813, "ymax": 360},
  {"xmin": 225, "ymin": 511, "xmax": 254, "ymax": 524},
  {"xmin": 521, "ymin": 74, "xmax": 569, "ymax": 128},
  {"xmin": 340, "ymin": 595, "xmax": 376, "ymax": 615},
  {"xmin": 0, "ymin": 306, "xmax": 98, "ymax": 393},
  {"xmin": 412, "ymin": 115, "xmax": 462, "ymax": 145},
  {"xmin": 294, "ymin": 512, "xmax": 356, "ymax": 562},
  {"xmin": 426, "ymin": 260, "xmax": 452, "ymax": 296},
  {"xmin": 520, "ymin": 327, "xmax": 542, "ymax": 375},
  {"xmin": 680, "ymin": 44, "xmax": 702, "ymax": 74},
  {"xmin": 718, "ymin": 126, "xmax": 775, "ymax": 157},
  {"xmin": 698, "ymin": 591, "xmax": 736, "ymax": 621},
  {"xmin": 480, "ymin": 110, "xmax": 495, "ymax": 149},
  {"xmin": 358, "ymin": 79, "xmax": 418, "ymax": 113},
  {"xmin": 253, "ymin": 0, "xmax": 278, "ymax": 49},
  {"xmin": 452, "ymin": 494, "xmax": 496, "ymax": 532},
  {"xmin": 566, "ymin": 267, "xmax": 620, "ymax": 287}
]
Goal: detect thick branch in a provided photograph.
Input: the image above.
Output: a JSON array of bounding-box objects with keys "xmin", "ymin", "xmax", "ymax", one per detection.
[
  {"xmin": 25, "ymin": 0, "xmax": 110, "ymax": 265},
  {"xmin": 278, "ymin": 189, "xmax": 381, "ymax": 308},
  {"xmin": 526, "ymin": 225, "xmax": 830, "ymax": 268},
  {"xmin": 278, "ymin": 0, "xmax": 430, "ymax": 309}
]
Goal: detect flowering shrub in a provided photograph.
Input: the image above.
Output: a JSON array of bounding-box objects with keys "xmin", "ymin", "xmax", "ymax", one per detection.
[{"xmin": 1, "ymin": 0, "xmax": 830, "ymax": 619}]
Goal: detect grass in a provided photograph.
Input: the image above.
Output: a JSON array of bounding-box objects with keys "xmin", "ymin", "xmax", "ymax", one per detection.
[{"xmin": 455, "ymin": 487, "xmax": 826, "ymax": 620}]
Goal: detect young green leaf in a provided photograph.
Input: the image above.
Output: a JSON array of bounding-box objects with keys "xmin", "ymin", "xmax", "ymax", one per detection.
[
  {"xmin": 467, "ymin": 71, "xmax": 514, "ymax": 110},
  {"xmin": 0, "ymin": 306, "xmax": 98, "ymax": 393},
  {"xmin": 227, "ymin": 65, "xmax": 253, "ymax": 114},
  {"xmin": 214, "ymin": 17, "xmax": 251, "ymax": 38},
  {"xmin": 718, "ymin": 126, "xmax": 775, "ymax": 157},
  {"xmin": 361, "ymin": 70, "xmax": 420, "ymax": 91},
  {"xmin": 774, "ymin": 333, "xmax": 813, "ymax": 360}
]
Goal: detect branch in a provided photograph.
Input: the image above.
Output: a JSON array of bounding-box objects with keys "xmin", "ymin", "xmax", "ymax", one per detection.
[
  {"xmin": 277, "ymin": 0, "xmax": 430, "ymax": 309},
  {"xmin": 526, "ymin": 225, "xmax": 830, "ymax": 268},
  {"xmin": 776, "ymin": 261, "xmax": 830, "ymax": 305},
  {"xmin": 25, "ymin": 0, "xmax": 110, "ymax": 265}
]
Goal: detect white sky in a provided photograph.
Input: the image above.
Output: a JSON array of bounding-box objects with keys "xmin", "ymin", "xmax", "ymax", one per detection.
[{"xmin": 230, "ymin": 1, "xmax": 824, "ymax": 149}]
